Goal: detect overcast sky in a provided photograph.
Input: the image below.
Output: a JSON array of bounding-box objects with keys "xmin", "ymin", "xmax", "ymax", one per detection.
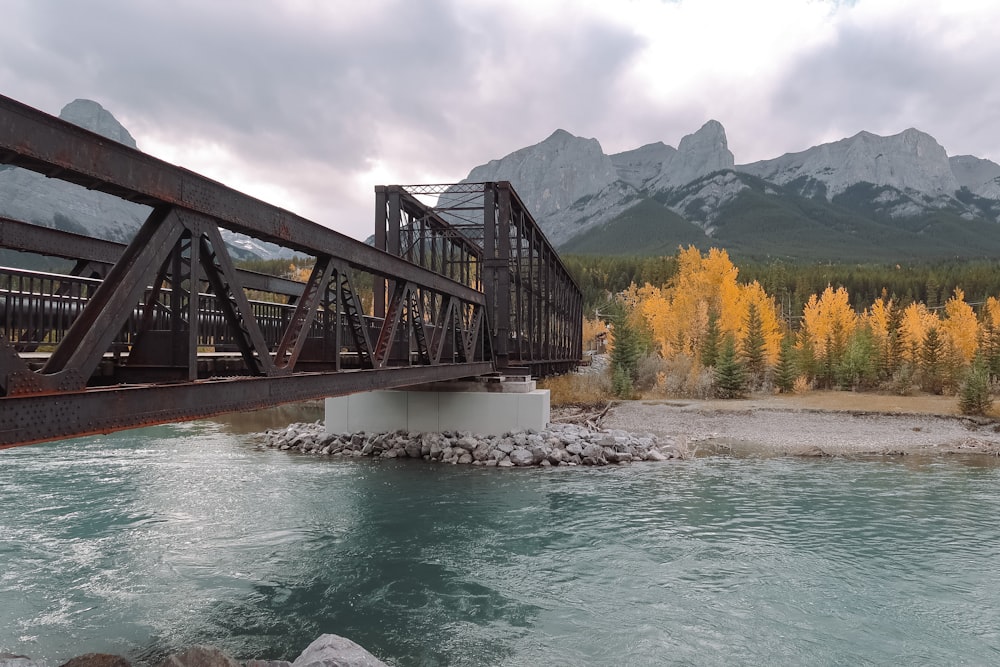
[{"xmin": 2, "ymin": 0, "xmax": 998, "ymax": 241}]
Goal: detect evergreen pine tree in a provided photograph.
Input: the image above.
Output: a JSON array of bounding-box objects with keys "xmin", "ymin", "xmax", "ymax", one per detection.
[
  {"xmin": 925, "ymin": 276, "xmax": 942, "ymax": 310},
  {"xmin": 700, "ymin": 311, "xmax": 721, "ymax": 368},
  {"xmin": 772, "ymin": 336, "xmax": 797, "ymax": 393},
  {"xmin": 797, "ymin": 329, "xmax": 817, "ymax": 382},
  {"xmin": 828, "ymin": 319, "xmax": 848, "ymax": 379},
  {"xmin": 920, "ymin": 326, "xmax": 945, "ymax": 394},
  {"xmin": 882, "ymin": 294, "xmax": 905, "ymax": 380},
  {"xmin": 740, "ymin": 302, "xmax": 767, "ymax": 383},
  {"xmin": 608, "ymin": 302, "xmax": 641, "ymax": 398},
  {"xmin": 959, "ymin": 356, "xmax": 993, "ymax": 416},
  {"xmin": 820, "ymin": 331, "xmax": 836, "ymax": 388},
  {"xmin": 980, "ymin": 307, "xmax": 1000, "ymax": 381},
  {"xmin": 714, "ymin": 336, "xmax": 747, "ymax": 399},
  {"xmin": 837, "ymin": 325, "xmax": 878, "ymax": 390}
]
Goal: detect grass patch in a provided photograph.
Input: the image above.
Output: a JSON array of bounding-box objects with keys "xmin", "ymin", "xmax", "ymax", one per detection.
[{"xmin": 538, "ymin": 373, "xmax": 612, "ymax": 408}]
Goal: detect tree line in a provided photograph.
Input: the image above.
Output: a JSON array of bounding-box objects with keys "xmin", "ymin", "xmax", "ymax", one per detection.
[
  {"xmin": 564, "ymin": 254, "xmax": 1000, "ymax": 319},
  {"xmin": 599, "ymin": 246, "xmax": 997, "ymax": 414}
]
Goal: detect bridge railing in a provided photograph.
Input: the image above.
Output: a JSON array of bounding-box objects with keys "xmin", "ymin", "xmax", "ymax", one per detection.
[{"xmin": 0, "ymin": 263, "xmax": 394, "ymax": 369}]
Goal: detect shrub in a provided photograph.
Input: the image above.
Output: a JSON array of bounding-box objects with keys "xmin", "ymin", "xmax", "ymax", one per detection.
[
  {"xmin": 539, "ymin": 373, "xmax": 611, "ymax": 407},
  {"xmin": 687, "ymin": 366, "xmax": 716, "ymax": 399},
  {"xmin": 656, "ymin": 354, "xmax": 692, "ymax": 396},
  {"xmin": 837, "ymin": 326, "xmax": 879, "ymax": 390},
  {"xmin": 890, "ymin": 363, "xmax": 917, "ymax": 396},
  {"xmin": 635, "ymin": 353, "xmax": 668, "ymax": 392}
]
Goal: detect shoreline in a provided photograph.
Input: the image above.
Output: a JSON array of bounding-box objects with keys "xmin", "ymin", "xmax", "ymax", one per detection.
[{"xmin": 600, "ymin": 391, "xmax": 1000, "ymax": 457}]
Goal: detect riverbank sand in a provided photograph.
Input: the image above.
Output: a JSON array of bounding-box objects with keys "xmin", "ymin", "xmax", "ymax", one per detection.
[{"xmin": 599, "ymin": 391, "xmax": 1000, "ymax": 457}]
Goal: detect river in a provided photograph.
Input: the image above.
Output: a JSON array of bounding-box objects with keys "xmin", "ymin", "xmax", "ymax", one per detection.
[{"xmin": 2, "ymin": 405, "xmax": 1000, "ymax": 665}]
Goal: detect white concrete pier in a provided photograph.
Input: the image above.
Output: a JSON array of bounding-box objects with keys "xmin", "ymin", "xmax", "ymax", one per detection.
[{"xmin": 325, "ymin": 377, "xmax": 550, "ymax": 435}]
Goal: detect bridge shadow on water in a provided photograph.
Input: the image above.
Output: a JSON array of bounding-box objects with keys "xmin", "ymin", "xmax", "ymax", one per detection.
[{"xmin": 129, "ymin": 457, "xmax": 543, "ymax": 665}]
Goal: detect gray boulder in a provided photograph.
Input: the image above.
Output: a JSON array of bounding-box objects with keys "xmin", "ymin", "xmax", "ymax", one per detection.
[
  {"xmin": 582, "ymin": 443, "xmax": 605, "ymax": 460},
  {"xmin": 509, "ymin": 448, "xmax": 535, "ymax": 466},
  {"xmin": 455, "ymin": 436, "xmax": 479, "ymax": 452},
  {"xmin": 157, "ymin": 646, "xmax": 239, "ymax": 667},
  {"xmin": 293, "ymin": 633, "xmax": 387, "ymax": 667},
  {"xmin": 60, "ymin": 654, "xmax": 131, "ymax": 667},
  {"xmin": 1, "ymin": 654, "xmax": 44, "ymax": 667},
  {"xmin": 529, "ymin": 446, "xmax": 549, "ymax": 464}
]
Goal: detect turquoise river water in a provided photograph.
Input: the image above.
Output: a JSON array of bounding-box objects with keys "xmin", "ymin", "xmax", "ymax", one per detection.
[{"xmin": 2, "ymin": 407, "xmax": 1000, "ymax": 666}]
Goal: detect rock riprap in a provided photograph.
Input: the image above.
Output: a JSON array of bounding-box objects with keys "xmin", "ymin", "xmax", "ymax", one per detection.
[
  {"xmin": 1, "ymin": 633, "xmax": 386, "ymax": 667},
  {"xmin": 261, "ymin": 422, "xmax": 686, "ymax": 466}
]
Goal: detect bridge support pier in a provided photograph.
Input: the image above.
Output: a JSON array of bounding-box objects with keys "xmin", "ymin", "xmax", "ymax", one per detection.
[{"xmin": 325, "ymin": 377, "xmax": 550, "ymax": 436}]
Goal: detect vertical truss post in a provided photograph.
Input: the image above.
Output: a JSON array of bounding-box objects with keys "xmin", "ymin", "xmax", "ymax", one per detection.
[
  {"xmin": 485, "ymin": 183, "xmax": 510, "ymax": 370},
  {"xmin": 374, "ymin": 185, "xmax": 388, "ymax": 319},
  {"xmin": 186, "ymin": 234, "xmax": 201, "ymax": 379}
]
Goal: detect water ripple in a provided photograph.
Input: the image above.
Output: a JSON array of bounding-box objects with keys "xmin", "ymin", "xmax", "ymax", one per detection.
[{"xmin": 4, "ymin": 430, "xmax": 1000, "ymax": 665}]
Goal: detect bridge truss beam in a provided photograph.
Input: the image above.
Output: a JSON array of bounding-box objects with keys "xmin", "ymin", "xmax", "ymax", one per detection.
[
  {"xmin": 0, "ymin": 95, "xmax": 493, "ymax": 447},
  {"xmin": 380, "ymin": 182, "xmax": 583, "ymax": 375}
]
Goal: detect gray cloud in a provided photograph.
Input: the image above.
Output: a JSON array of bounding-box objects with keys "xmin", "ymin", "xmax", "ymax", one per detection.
[
  {"xmin": 766, "ymin": 16, "xmax": 1000, "ymax": 162},
  {"xmin": 1, "ymin": 1, "xmax": 998, "ymax": 241}
]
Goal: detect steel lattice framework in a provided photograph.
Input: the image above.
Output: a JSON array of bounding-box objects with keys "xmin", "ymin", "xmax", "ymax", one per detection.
[
  {"xmin": 0, "ymin": 95, "xmax": 506, "ymax": 447},
  {"xmin": 375, "ymin": 182, "xmax": 583, "ymax": 376},
  {"xmin": 0, "ymin": 96, "xmax": 583, "ymax": 448}
]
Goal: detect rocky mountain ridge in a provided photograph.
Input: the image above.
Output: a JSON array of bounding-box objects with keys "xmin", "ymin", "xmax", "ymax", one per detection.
[{"xmin": 449, "ymin": 121, "xmax": 1000, "ymax": 258}]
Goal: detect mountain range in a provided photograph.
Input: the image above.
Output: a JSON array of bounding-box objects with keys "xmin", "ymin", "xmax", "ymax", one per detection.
[
  {"xmin": 450, "ymin": 122, "xmax": 1000, "ymax": 262},
  {"xmin": 5, "ymin": 99, "xmax": 1000, "ymax": 266}
]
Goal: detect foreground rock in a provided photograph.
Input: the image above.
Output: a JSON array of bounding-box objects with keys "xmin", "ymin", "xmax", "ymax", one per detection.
[
  {"xmin": 261, "ymin": 421, "xmax": 687, "ymax": 466},
  {"xmin": 2, "ymin": 634, "xmax": 386, "ymax": 667}
]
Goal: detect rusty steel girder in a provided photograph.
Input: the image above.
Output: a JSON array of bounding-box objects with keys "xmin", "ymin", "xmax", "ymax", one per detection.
[
  {"xmin": 0, "ymin": 95, "xmax": 494, "ymax": 447},
  {"xmin": 0, "ymin": 216, "xmax": 307, "ymax": 294},
  {"xmin": 384, "ymin": 182, "xmax": 583, "ymax": 374},
  {"xmin": 0, "ymin": 94, "xmax": 482, "ymax": 301},
  {"xmin": 0, "ymin": 363, "xmax": 492, "ymax": 449}
]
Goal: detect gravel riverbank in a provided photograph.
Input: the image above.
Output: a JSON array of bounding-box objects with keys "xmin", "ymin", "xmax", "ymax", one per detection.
[{"xmin": 601, "ymin": 393, "xmax": 1000, "ymax": 457}]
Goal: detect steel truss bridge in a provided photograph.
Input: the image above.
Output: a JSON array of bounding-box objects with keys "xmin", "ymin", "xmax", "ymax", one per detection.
[{"xmin": 0, "ymin": 95, "xmax": 581, "ymax": 448}]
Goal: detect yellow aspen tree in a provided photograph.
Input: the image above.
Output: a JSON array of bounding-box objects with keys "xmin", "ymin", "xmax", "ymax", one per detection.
[
  {"xmin": 940, "ymin": 288, "xmax": 978, "ymax": 364},
  {"xmin": 800, "ymin": 285, "xmax": 857, "ymax": 359},
  {"xmin": 983, "ymin": 296, "xmax": 1000, "ymax": 328},
  {"xmin": 287, "ymin": 262, "xmax": 313, "ymax": 282},
  {"xmin": 863, "ymin": 295, "xmax": 893, "ymax": 349},
  {"xmin": 633, "ymin": 284, "xmax": 672, "ymax": 356},
  {"xmin": 639, "ymin": 246, "xmax": 741, "ymax": 360},
  {"xmin": 582, "ymin": 317, "xmax": 609, "ymax": 354},
  {"xmin": 900, "ymin": 302, "xmax": 940, "ymax": 364},
  {"xmin": 680, "ymin": 248, "xmax": 738, "ymax": 340},
  {"xmin": 980, "ymin": 296, "xmax": 1000, "ymax": 376},
  {"xmin": 629, "ymin": 246, "xmax": 786, "ymax": 370}
]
